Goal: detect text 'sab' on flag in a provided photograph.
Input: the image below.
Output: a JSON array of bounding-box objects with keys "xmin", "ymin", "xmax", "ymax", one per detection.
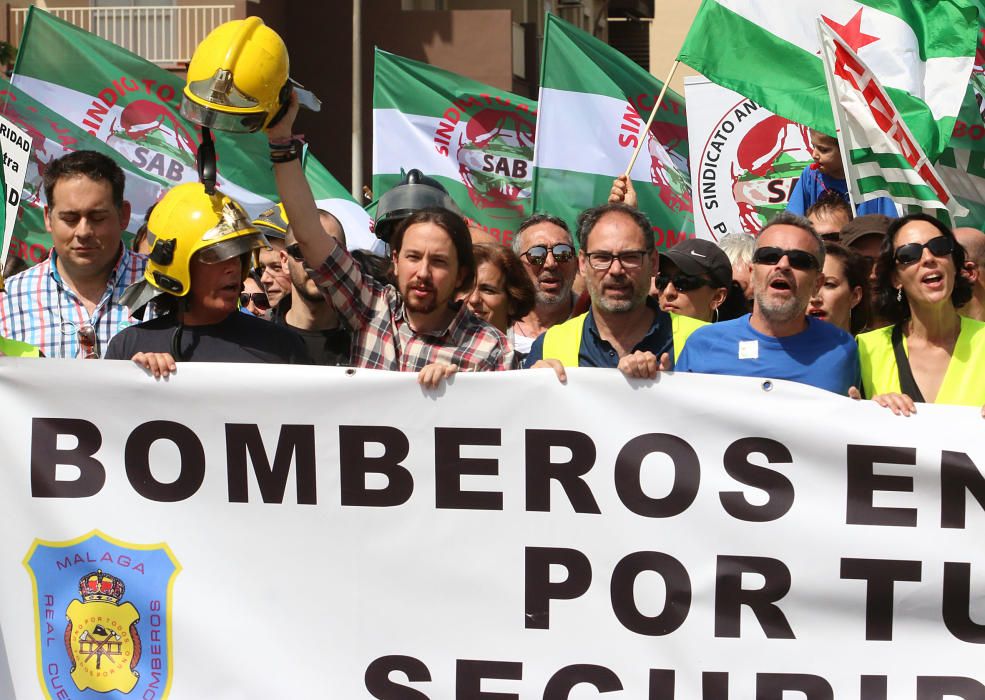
[{"xmin": 373, "ymin": 49, "xmax": 537, "ymax": 248}]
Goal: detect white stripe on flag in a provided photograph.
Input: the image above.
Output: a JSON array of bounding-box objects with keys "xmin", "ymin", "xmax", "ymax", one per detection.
[
  {"xmin": 372, "ymin": 108, "xmax": 463, "ymax": 182},
  {"xmin": 535, "ymin": 88, "xmax": 661, "ymax": 182}
]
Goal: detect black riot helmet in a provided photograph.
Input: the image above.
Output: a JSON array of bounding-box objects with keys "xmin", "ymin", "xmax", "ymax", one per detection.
[{"xmin": 373, "ymin": 169, "xmax": 463, "ymax": 244}]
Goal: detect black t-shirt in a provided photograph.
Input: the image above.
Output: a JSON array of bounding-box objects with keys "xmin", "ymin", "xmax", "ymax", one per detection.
[
  {"xmin": 271, "ymin": 299, "xmax": 349, "ymax": 366},
  {"xmin": 104, "ymin": 311, "xmax": 311, "ymax": 364}
]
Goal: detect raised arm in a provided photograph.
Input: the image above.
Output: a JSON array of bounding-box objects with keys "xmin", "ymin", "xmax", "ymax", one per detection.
[{"xmin": 266, "ymin": 92, "xmax": 337, "ymax": 268}]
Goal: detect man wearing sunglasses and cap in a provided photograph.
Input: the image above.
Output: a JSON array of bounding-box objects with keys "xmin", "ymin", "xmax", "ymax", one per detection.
[
  {"xmin": 511, "ymin": 214, "xmax": 580, "ymax": 354},
  {"xmin": 675, "ymin": 212, "xmax": 860, "ymax": 395}
]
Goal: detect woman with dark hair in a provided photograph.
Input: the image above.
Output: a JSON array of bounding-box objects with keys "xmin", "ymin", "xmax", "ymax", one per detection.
[
  {"xmin": 808, "ymin": 242, "xmax": 869, "ymax": 335},
  {"xmin": 463, "ymin": 243, "xmax": 536, "ymax": 339},
  {"xmin": 856, "ymin": 213, "xmax": 985, "ymax": 416}
]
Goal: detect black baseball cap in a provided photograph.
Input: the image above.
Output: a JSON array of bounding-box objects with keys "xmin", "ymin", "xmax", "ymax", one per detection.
[{"xmin": 659, "ymin": 239, "xmax": 732, "ymax": 288}]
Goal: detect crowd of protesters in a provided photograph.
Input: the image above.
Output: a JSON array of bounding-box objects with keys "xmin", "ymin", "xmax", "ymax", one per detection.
[{"xmin": 0, "ymin": 95, "xmax": 983, "ymax": 419}]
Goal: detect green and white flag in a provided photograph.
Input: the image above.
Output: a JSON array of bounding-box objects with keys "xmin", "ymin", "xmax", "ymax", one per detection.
[
  {"xmin": 373, "ymin": 49, "xmax": 536, "ymax": 246},
  {"xmin": 533, "ymin": 14, "xmax": 692, "ymax": 249},
  {"xmin": 679, "ymin": 0, "xmax": 979, "ymax": 162},
  {"xmin": 819, "ymin": 22, "xmax": 966, "ymax": 221},
  {"xmin": 11, "ymin": 7, "xmax": 375, "ymax": 251},
  {"xmin": 0, "ymin": 75, "xmax": 169, "ymax": 264},
  {"xmin": 934, "ymin": 0, "xmax": 985, "ymax": 226}
]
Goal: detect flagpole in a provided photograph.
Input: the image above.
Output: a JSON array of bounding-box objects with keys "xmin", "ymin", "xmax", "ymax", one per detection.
[
  {"xmin": 816, "ymin": 20, "xmax": 858, "ymax": 217},
  {"xmin": 623, "ymin": 59, "xmax": 680, "ymax": 178}
]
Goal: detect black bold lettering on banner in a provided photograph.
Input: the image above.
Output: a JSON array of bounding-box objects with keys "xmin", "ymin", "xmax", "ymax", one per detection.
[
  {"xmin": 648, "ymin": 670, "xmax": 675, "ymax": 700},
  {"xmin": 942, "ymin": 562, "xmax": 985, "ymax": 643},
  {"xmin": 124, "ymin": 421, "xmax": 205, "ymax": 502},
  {"xmin": 840, "ymin": 558, "xmax": 922, "ymax": 640},
  {"xmin": 860, "ymin": 676, "xmax": 888, "ymax": 699},
  {"xmin": 940, "ymin": 451, "xmax": 985, "ymax": 529},
  {"xmin": 30, "ymin": 418, "xmax": 105, "ymax": 498},
  {"xmin": 225, "ymin": 424, "xmax": 316, "ymax": 505},
  {"xmin": 720, "ymin": 438, "xmax": 794, "ymax": 522},
  {"xmin": 524, "ymin": 547, "xmax": 591, "ymax": 629},
  {"xmin": 525, "ymin": 429, "xmax": 600, "ymax": 514},
  {"xmin": 365, "ymin": 655, "xmax": 431, "ymax": 699},
  {"xmin": 846, "ymin": 445, "xmax": 917, "ymax": 526},
  {"xmin": 543, "ymin": 664, "xmax": 622, "ymax": 698},
  {"xmin": 455, "ymin": 659, "xmax": 521, "ymax": 699},
  {"xmin": 916, "ymin": 676, "xmax": 985, "ymax": 700},
  {"xmin": 339, "ymin": 426, "xmax": 412, "ymax": 507},
  {"xmin": 614, "ymin": 434, "xmax": 699, "ymax": 518},
  {"xmin": 714, "ymin": 555, "xmax": 795, "ymax": 639},
  {"xmin": 756, "ymin": 673, "xmax": 833, "ymax": 699},
  {"xmin": 435, "ymin": 427, "xmax": 502, "ymax": 510},
  {"xmin": 610, "ymin": 551, "xmax": 690, "ymax": 636},
  {"xmin": 702, "ymin": 672, "xmax": 729, "ymax": 697}
]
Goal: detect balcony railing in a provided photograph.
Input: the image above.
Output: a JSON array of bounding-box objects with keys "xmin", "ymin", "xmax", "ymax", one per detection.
[{"xmin": 9, "ymin": 5, "xmax": 236, "ymax": 67}]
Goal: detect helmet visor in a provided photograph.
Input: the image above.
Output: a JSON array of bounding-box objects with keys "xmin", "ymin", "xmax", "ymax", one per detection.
[
  {"xmin": 180, "ymin": 96, "xmax": 267, "ymax": 133},
  {"xmin": 186, "ymin": 68, "xmax": 259, "ymax": 109},
  {"xmin": 197, "ymin": 232, "xmax": 270, "ymax": 265}
]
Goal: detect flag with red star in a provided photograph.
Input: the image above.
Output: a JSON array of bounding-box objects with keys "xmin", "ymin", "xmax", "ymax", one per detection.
[
  {"xmin": 818, "ymin": 21, "xmax": 967, "ymax": 222},
  {"xmin": 678, "ymin": 0, "xmax": 979, "ymax": 162}
]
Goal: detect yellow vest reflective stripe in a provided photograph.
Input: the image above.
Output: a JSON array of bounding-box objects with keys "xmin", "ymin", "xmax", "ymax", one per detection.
[
  {"xmin": 0, "ymin": 336, "xmax": 40, "ymax": 357},
  {"xmin": 540, "ymin": 311, "xmax": 707, "ymax": 367},
  {"xmin": 857, "ymin": 316, "xmax": 985, "ymax": 407}
]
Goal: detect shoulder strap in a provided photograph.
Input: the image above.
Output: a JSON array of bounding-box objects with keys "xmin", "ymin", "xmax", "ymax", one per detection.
[{"xmin": 891, "ymin": 323, "xmax": 925, "ymax": 403}]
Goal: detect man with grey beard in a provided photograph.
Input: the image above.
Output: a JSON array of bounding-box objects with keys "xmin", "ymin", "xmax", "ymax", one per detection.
[
  {"xmin": 955, "ymin": 227, "xmax": 985, "ymax": 322},
  {"xmin": 276, "ymin": 210, "xmax": 350, "ymax": 366},
  {"xmin": 675, "ymin": 212, "xmax": 860, "ymax": 395},
  {"xmin": 511, "ymin": 214, "xmax": 579, "ymax": 354}
]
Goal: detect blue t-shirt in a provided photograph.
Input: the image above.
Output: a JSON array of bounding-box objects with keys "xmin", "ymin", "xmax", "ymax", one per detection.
[
  {"xmin": 675, "ymin": 314, "xmax": 860, "ymax": 395},
  {"xmin": 786, "ymin": 165, "xmax": 898, "ymax": 218}
]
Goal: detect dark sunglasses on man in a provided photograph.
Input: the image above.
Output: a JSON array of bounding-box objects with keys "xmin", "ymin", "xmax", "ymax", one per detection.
[
  {"xmin": 655, "ymin": 274, "xmax": 713, "ymax": 292},
  {"xmin": 752, "ymin": 246, "xmax": 820, "ymax": 271},
  {"xmin": 521, "ymin": 243, "xmax": 574, "ymax": 267},
  {"xmin": 894, "ymin": 236, "xmax": 954, "ymax": 266},
  {"xmin": 285, "ymin": 242, "xmax": 305, "ymax": 262},
  {"xmin": 240, "ymin": 292, "xmax": 271, "ymax": 310}
]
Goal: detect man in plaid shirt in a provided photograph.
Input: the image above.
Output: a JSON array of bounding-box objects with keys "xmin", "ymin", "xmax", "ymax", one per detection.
[
  {"xmin": 268, "ymin": 98, "xmax": 511, "ymax": 385},
  {"xmin": 0, "ymin": 151, "xmax": 146, "ymax": 358}
]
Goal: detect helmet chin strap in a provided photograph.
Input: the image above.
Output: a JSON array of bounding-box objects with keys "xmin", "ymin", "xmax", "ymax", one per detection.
[{"xmin": 197, "ymin": 127, "xmax": 217, "ymax": 195}]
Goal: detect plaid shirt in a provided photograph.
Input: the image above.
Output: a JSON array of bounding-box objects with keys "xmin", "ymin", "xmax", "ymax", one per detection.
[
  {"xmin": 309, "ymin": 244, "xmax": 512, "ymax": 371},
  {"xmin": 0, "ymin": 246, "xmax": 147, "ymax": 359}
]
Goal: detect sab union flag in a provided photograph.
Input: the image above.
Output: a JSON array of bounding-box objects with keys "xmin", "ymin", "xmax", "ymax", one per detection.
[
  {"xmin": 373, "ymin": 49, "xmax": 537, "ymax": 246},
  {"xmin": 24, "ymin": 531, "xmax": 180, "ymax": 699}
]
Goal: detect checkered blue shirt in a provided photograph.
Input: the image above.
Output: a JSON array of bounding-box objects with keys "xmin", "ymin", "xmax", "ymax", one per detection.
[{"xmin": 0, "ymin": 246, "xmax": 148, "ymax": 359}]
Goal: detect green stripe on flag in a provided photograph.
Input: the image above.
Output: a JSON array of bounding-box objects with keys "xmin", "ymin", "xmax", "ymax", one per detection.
[
  {"xmin": 856, "ymin": 175, "xmax": 941, "ymax": 202},
  {"xmin": 849, "ymin": 149, "xmax": 916, "ymax": 170}
]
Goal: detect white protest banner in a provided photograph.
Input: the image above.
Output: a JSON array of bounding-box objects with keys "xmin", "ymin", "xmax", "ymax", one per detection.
[
  {"xmin": 0, "ymin": 116, "xmax": 31, "ymax": 267},
  {"xmin": 686, "ymin": 76, "xmax": 813, "ymax": 241},
  {"xmin": 0, "ymin": 359, "xmax": 983, "ymax": 698}
]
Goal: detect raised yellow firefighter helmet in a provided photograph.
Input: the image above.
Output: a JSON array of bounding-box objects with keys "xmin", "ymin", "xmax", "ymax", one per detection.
[{"xmin": 180, "ymin": 17, "xmax": 290, "ymax": 133}]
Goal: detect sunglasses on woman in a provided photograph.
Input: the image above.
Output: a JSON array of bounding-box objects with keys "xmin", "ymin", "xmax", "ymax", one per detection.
[
  {"xmin": 893, "ymin": 235, "xmax": 954, "ymax": 266},
  {"xmin": 240, "ymin": 292, "xmax": 270, "ymax": 310},
  {"xmin": 655, "ymin": 274, "xmax": 713, "ymax": 292},
  {"xmin": 521, "ymin": 243, "xmax": 575, "ymax": 266},
  {"xmin": 752, "ymin": 246, "xmax": 820, "ymax": 271}
]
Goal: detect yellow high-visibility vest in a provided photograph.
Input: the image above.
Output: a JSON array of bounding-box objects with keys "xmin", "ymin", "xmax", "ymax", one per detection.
[
  {"xmin": 541, "ymin": 310, "xmax": 706, "ymax": 367},
  {"xmin": 857, "ymin": 316, "xmax": 985, "ymax": 406}
]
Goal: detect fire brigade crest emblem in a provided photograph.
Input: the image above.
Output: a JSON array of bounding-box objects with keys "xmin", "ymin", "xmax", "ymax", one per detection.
[{"xmin": 24, "ymin": 531, "xmax": 180, "ymax": 699}]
